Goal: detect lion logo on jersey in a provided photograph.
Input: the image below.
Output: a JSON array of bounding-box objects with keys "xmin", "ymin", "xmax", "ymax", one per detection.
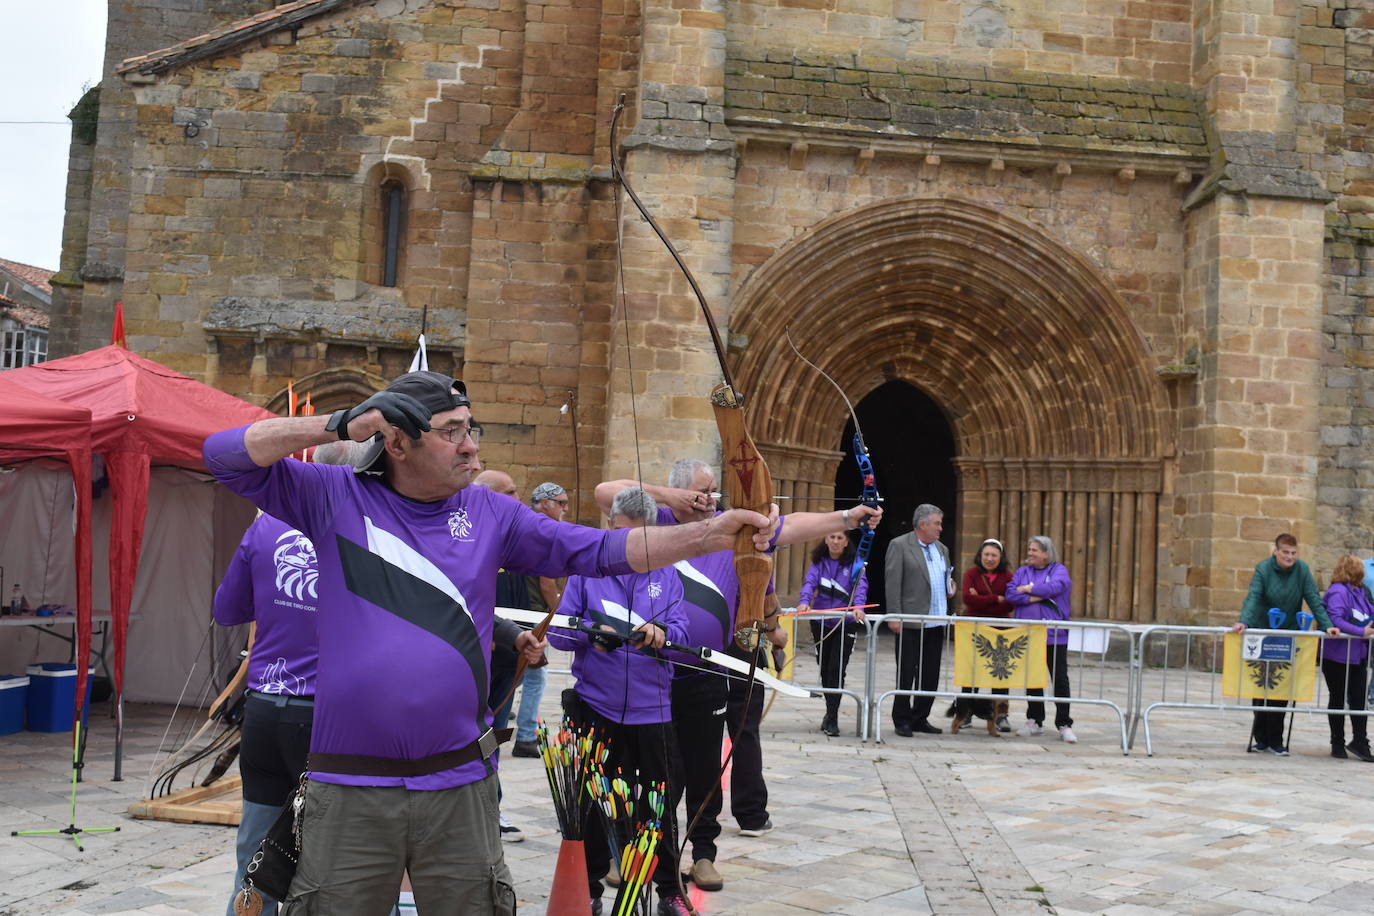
[
  {"xmin": 274, "ymin": 529, "xmax": 318, "ymax": 601},
  {"xmin": 448, "ymin": 508, "xmax": 472, "ymax": 539}
]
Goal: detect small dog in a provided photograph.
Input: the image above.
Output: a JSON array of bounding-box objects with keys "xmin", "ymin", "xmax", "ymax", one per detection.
[{"xmin": 950, "ymin": 697, "xmax": 1009, "ymax": 737}]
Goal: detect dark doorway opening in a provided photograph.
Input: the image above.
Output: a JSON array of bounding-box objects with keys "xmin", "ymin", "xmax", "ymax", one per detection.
[{"xmin": 832, "ymin": 380, "xmax": 957, "ymax": 615}]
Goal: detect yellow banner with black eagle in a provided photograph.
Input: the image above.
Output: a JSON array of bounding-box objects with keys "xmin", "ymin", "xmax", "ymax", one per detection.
[
  {"xmin": 1221, "ymin": 631, "xmax": 1318, "ymax": 702},
  {"xmin": 953, "ymin": 622, "xmax": 1047, "ymax": 690}
]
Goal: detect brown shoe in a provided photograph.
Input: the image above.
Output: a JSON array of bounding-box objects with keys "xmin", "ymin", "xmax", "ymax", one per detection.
[
  {"xmin": 605, "ymin": 859, "xmax": 621, "ymax": 887},
  {"xmin": 689, "ymin": 858, "xmax": 723, "ymax": 891}
]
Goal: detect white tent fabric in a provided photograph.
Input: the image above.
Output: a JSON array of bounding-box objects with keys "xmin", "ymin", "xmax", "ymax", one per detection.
[{"xmin": 0, "ymin": 463, "xmax": 254, "ymax": 703}]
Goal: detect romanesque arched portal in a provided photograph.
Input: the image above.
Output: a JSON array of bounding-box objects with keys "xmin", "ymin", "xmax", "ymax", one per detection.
[{"xmin": 733, "ymin": 199, "xmax": 1170, "ymax": 622}]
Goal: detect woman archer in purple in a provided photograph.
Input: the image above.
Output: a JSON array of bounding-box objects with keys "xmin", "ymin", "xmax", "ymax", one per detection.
[{"xmin": 796, "ymin": 531, "xmax": 868, "ymax": 737}]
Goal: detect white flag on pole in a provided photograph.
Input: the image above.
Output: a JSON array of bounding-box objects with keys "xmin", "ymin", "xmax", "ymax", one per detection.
[{"xmin": 408, "ymin": 333, "xmax": 428, "ymax": 372}]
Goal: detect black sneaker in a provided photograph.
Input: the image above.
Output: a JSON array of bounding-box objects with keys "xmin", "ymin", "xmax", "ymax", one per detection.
[
  {"xmin": 1248, "ymin": 742, "xmax": 1269, "ymax": 753},
  {"xmin": 1269, "ymin": 745, "xmax": 1290, "ymax": 756},
  {"xmin": 511, "ymin": 739, "xmax": 540, "ymax": 758},
  {"xmin": 590, "ymin": 897, "xmax": 604, "ymax": 916},
  {"xmin": 738, "ymin": 818, "xmax": 773, "ymax": 837},
  {"xmin": 821, "ymin": 714, "xmax": 839, "ymax": 737},
  {"xmin": 1348, "ymin": 741, "xmax": 1374, "ymax": 762},
  {"xmin": 1332, "ymin": 744, "xmax": 1349, "ymax": 759}
]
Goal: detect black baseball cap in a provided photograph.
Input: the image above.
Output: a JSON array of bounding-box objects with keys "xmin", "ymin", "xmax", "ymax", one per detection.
[
  {"xmin": 386, "ymin": 371, "xmax": 471, "ymax": 413},
  {"xmin": 353, "ymin": 372, "xmax": 472, "ymax": 476}
]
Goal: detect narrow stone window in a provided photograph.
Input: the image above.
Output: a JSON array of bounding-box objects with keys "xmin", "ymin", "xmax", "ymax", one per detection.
[{"xmin": 381, "ymin": 180, "xmax": 405, "ymax": 287}]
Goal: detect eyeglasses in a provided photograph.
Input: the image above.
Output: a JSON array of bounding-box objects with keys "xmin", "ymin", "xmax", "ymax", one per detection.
[
  {"xmin": 432, "ymin": 423, "xmax": 481, "ymax": 445},
  {"xmin": 552, "ymin": 497, "xmax": 570, "ymax": 507}
]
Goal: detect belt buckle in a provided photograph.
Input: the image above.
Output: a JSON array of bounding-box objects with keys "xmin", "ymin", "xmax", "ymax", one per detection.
[{"xmin": 477, "ymin": 728, "xmax": 497, "ymax": 760}]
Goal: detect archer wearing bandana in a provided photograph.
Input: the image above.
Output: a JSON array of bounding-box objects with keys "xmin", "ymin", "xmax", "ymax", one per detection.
[
  {"xmin": 548, "ymin": 488, "xmax": 688, "ymax": 916},
  {"xmin": 203, "ymin": 371, "xmax": 777, "ymax": 916}
]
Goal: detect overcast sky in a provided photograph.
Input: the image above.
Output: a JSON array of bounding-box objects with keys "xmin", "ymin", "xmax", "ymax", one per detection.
[{"xmin": 0, "ymin": 3, "xmax": 107, "ymax": 272}]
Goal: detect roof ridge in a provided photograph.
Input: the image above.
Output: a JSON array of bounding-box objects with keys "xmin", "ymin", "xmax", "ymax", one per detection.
[{"xmin": 117, "ymin": 0, "xmax": 365, "ymax": 77}]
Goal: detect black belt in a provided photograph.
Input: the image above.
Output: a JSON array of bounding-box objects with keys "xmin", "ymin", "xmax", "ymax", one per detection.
[
  {"xmin": 308, "ymin": 728, "xmax": 513, "ymax": 778},
  {"xmin": 247, "ymin": 691, "xmax": 315, "ymax": 708}
]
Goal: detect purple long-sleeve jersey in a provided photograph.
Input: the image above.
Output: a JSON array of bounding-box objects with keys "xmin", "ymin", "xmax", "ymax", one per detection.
[
  {"xmin": 548, "ymin": 568, "xmax": 687, "ymax": 724},
  {"xmin": 798, "ymin": 556, "xmax": 868, "ymax": 628},
  {"xmin": 212, "ymin": 514, "xmax": 319, "ymax": 696},
  {"xmin": 204, "ymin": 426, "xmax": 634, "ymax": 790},
  {"xmin": 1322, "ymin": 582, "xmax": 1372, "ymax": 664},
  {"xmin": 1006, "ymin": 562, "xmax": 1072, "ymax": 645}
]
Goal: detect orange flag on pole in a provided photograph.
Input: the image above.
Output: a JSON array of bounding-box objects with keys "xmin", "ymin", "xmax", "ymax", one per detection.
[{"xmin": 111, "ymin": 301, "xmax": 127, "ymax": 348}]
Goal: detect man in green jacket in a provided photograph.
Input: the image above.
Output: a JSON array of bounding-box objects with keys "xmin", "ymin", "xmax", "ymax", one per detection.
[{"xmin": 1232, "ymin": 533, "xmax": 1339, "ymax": 754}]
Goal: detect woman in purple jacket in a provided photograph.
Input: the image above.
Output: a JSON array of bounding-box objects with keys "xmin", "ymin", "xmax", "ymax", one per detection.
[
  {"xmin": 797, "ymin": 531, "xmax": 868, "ymax": 737},
  {"xmin": 1320, "ymin": 555, "xmax": 1374, "ymax": 761},
  {"xmin": 1005, "ymin": 535, "xmax": 1076, "ymax": 743}
]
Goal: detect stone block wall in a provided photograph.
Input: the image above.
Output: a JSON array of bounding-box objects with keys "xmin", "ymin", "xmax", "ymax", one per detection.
[
  {"xmin": 728, "ymin": 0, "xmax": 1192, "ymax": 80},
  {"xmin": 1314, "ymin": 0, "xmax": 1374, "ymax": 575},
  {"xmin": 106, "ymin": 0, "xmax": 533, "ymax": 382},
  {"xmin": 1177, "ymin": 193, "xmax": 1328, "ymax": 619},
  {"xmin": 723, "ymin": 52, "xmax": 1208, "ymax": 156}
]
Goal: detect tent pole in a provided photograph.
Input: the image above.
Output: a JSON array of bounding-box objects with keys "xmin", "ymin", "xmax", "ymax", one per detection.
[{"xmin": 114, "ymin": 693, "xmax": 125, "ymax": 781}]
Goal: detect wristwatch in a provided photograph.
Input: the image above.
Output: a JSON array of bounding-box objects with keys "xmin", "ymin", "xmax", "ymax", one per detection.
[{"xmin": 324, "ymin": 409, "xmax": 350, "ymax": 440}]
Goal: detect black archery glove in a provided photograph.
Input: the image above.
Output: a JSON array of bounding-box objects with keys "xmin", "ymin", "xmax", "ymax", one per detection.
[{"xmin": 328, "ymin": 391, "xmax": 432, "ymax": 441}]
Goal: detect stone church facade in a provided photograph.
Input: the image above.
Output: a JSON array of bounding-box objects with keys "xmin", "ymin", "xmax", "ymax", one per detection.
[{"xmin": 50, "ymin": 0, "xmax": 1374, "ymax": 621}]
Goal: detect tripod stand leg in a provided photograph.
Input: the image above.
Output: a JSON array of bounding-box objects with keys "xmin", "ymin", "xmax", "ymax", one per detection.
[{"xmin": 10, "ymin": 721, "xmax": 122, "ymax": 852}]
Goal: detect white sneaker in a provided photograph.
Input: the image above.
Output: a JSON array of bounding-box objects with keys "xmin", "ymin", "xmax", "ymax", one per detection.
[
  {"xmin": 1058, "ymin": 726, "xmax": 1078, "ymax": 744},
  {"xmin": 499, "ymin": 813, "xmax": 524, "ymax": 843},
  {"xmin": 1016, "ymin": 721, "xmax": 1042, "ymax": 737}
]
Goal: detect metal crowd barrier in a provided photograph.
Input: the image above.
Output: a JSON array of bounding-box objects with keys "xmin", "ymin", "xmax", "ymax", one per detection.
[
  {"xmin": 1131, "ymin": 625, "xmax": 1374, "ymax": 756},
  {"xmin": 790, "ymin": 609, "xmax": 871, "ymax": 740},
  {"xmin": 510, "ymin": 605, "xmax": 1374, "ymax": 761},
  {"xmin": 864, "ymin": 615, "xmax": 1137, "ymax": 754}
]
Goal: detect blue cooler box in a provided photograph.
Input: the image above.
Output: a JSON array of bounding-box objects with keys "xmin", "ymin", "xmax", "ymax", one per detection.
[
  {"xmin": 25, "ymin": 664, "xmax": 94, "ymax": 732},
  {"xmin": 0, "ymin": 675, "xmax": 28, "ymax": 735}
]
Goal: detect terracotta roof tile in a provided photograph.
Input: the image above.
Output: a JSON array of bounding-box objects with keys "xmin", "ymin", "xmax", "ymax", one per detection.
[
  {"xmin": 118, "ymin": 0, "xmax": 364, "ymax": 76},
  {"xmin": 0, "ymin": 258, "xmax": 54, "ymax": 297},
  {"xmin": 0, "ymin": 301, "xmax": 50, "ymax": 329}
]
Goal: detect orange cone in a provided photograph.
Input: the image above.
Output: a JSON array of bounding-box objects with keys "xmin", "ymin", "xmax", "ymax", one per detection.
[{"xmin": 546, "ymin": 839, "xmax": 591, "ymax": 916}]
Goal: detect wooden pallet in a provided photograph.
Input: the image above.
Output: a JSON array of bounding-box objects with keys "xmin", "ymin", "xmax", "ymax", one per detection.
[{"xmin": 127, "ymin": 774, "xmax": 242, "ymax": 826}]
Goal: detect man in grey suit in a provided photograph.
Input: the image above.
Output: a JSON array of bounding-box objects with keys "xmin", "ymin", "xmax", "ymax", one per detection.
[{"xmin": 885, "ymin": 504, "xmax": 955, "ymax": 737}]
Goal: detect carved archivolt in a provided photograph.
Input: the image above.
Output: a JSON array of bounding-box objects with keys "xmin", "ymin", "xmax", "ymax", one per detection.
[{"xmin": 730, "ymin": 197, "xmax": 1166, "ymax": 460}]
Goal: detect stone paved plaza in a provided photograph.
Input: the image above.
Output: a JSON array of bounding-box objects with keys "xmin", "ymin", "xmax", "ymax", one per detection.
[{"xmin": 3, "ymin": 640, "xmax": 1374, "ymax": 916}]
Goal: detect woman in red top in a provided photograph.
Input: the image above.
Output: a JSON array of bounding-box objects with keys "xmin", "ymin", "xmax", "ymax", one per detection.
[{"xmin": 952, "ymin": 538, "xmax": 1014, "ymax": 733}]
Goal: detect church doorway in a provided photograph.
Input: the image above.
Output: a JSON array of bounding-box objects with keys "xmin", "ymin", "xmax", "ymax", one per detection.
[
  {"xmin": 832, "ymin": 380, "xmax": 957, "ymax": 615},
  {"xmin": 733, "ymin": 198, "xmax": 1170, "ymax": 621}
]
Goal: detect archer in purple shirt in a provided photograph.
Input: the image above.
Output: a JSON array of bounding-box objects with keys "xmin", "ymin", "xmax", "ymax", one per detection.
[
  {"xmin": 548, "ymin": 566, "xmax": 688, "ymax": 725},
  {"xmin": 201, "ymin": 371, "xmax": 777, "ymax": 914},
  {"xmin": 213, "ymin": 514, "xmax": 319, "ymax": 697}
]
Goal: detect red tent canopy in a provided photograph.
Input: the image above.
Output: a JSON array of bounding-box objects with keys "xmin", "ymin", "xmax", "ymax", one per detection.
[
  {"xmin": 4, "ymin": 347, "xmax": 273, "ymax": 768},
  {"xmin": 0, "ymin": 376, "xmax": 94, "ymax": 724}
]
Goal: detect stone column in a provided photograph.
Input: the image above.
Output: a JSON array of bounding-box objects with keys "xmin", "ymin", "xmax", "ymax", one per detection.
[
  {"xmin": 602, "ymin": 0, "xmax": 735, "ymax": 476},
  {"xmin": 1177, "ymin": 192, "xmax": 1327, "ymax": 622}
]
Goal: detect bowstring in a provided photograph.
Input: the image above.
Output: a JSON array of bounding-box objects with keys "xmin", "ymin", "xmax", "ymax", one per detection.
[
  {"xmin": 610, "ymin": 100, "xmax": 674, "ymax": 907},
  {"xmin": 143, "ymin": 617, "xmax": 219, "ymax": 796},
  {"xmin": 611, "ymin": 97, "xmax": 775, "ymax": 913}
]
